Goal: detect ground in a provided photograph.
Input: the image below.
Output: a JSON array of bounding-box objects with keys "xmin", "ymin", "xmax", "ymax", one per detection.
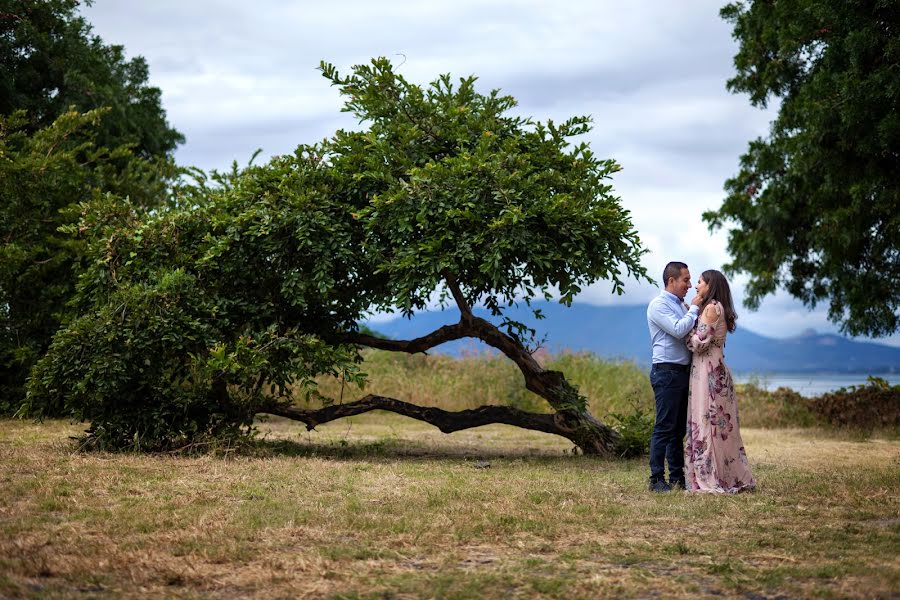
[{"xmin": 1, "ymin": 414, "xmax": 897, "ymax": 599}]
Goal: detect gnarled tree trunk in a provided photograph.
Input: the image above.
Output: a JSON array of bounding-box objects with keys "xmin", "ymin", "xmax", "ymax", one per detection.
[{"xmin": 264, "ymin": 274, "xmax": 621, "ymax": 455}]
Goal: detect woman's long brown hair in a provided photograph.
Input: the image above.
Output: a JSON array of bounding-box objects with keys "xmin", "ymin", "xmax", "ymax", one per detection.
[{"xmin": 701, "ymin": 269, "xmax": 737, "ymax": 332}]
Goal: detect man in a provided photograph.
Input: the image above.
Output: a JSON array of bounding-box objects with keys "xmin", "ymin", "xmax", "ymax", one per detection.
[{"xmin": 646, "ymin": 261, "xmax": 703, "ymax": 492}]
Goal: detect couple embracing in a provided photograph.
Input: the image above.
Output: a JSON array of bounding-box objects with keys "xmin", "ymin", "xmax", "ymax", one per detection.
[{"xmin": 646, "ymin": 261, "xmax": 756, "ymax": 494}]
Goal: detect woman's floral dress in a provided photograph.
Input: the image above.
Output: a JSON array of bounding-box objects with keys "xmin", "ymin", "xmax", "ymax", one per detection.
[{"xmin": 684, "ymin": 301, "xmax": 755, "ymax": 494}]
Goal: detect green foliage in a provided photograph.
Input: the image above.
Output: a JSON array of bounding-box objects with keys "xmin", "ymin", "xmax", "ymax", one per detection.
[
  {"xmin": 26, "ymin": 58, "xmax": 649, "ymax": 450},
  {"xmin": 707, "ymin": 1, "xmax": 900, "ymax": 337},
  {"xmin": 0, "ymin": 109, "xmax": 177, "ymax": 412},
  {"xmin": 0, "ymin": 0, "xmax": 183, "ymax": 158},
  {"xmin": 735, "ymin": 383, "xmax": 819, "ymax": 428},
  {"xmin": 23, "ymin": 150, "xmax": 369, "ymax": 449},
  {"xmin": 24, "ymin": 267, "xmax": 362, "ymax": 450},
  {"xmin": 607, "ymin": 403, "xmax": 654, "ymax": 458},
  {"xmin": 320, "ymin": 58, "xmax": 648, "ymax": 319},
  {"xmin": 1, "ymin": 0, "xmax": 182, "ymax": 411},
  {"xmin": 807, "ymin": 376, "xmax": 900, "ymax": 432}
]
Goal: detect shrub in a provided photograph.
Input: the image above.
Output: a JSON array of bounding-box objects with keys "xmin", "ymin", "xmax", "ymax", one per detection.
[
  {"xmin": 737, "ymin": 377, "xmax": 900, "ymax": 433},
  {"xmin": 807, "ymin": 377, "xmax": 900, "ymax": 431},
  {"xmin": 23, "ymin": 267, "xmax": 360, "ymax": 451},
  {"xmin": 736, "ymin": 383, "xmax": 818, "ymax": 428},
  {"xmin": 608, "ymin": 401, "xmax": 654, "ymax": 457}
]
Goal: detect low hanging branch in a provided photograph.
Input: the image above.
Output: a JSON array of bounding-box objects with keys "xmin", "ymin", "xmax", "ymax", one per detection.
[
  {"xmin": 316, "ymin": 273, "xmax": 622, "ymax": 456},
  {"xmin": 266, "ymin": 394, "xmax": 572, "ymax": 437}
]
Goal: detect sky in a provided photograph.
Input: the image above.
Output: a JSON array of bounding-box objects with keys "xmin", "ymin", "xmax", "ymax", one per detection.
[{"xmin": 81, "ymin": 0, "xmax": 899, "ymax": 347}]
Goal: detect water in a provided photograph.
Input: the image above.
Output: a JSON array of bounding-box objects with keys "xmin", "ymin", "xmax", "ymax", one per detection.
[{"xmin": 733, "ymin": 373, "xmax": 900, "ymax": 397}]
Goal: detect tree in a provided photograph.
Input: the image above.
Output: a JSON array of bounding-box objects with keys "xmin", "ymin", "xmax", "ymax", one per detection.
[
  {"xmin": 0, "ymin": 0, "xmax": 184, "ymax": 158},
  {"xmin": 706, "ymin": 1, "xmax": 900, "ymax": 337},
  {"xmin": 0, "ymin": 0, "xmax": 182, "ymax": 409},
  {"xmin": 0, "ymin": 109, "xmax": 177, "ymax": 412},
  {"xmin": 24, "ymin": 58, "xmax": 649, "ymax": 455}
]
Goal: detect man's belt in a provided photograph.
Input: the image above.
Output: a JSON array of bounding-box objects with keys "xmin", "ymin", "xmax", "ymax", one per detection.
[{"xmin": 653, "ymin": 362, "xmax": 690, "ymax": 373}]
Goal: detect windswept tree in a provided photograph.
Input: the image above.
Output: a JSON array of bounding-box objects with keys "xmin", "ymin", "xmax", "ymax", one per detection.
[
  {"xmin": 25, "ymin": 58, "xmax": 649, "ymax": 455},
  {"xmin": 707, "ymin": 1, "xmax": 900, "ymax": 337}
]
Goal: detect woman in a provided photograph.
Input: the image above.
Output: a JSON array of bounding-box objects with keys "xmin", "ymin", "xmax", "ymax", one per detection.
[{"xmin": 684, "ymin": 269, "xmax": 755, "ymax": 493}]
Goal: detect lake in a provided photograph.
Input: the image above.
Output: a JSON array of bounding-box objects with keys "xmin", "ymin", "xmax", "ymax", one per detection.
[{"xmin": 733, "ymin": 373, "xmax": 900, "ymax": 397}]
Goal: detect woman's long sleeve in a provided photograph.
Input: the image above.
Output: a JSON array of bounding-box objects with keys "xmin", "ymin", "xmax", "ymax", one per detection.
[
  {"xmin": 688, "ymin": 303, "xmax": 721, "ymax": 355},
  {"xmin": 688, "ymin": 321, "xmax": 714, "ymax": 355}
]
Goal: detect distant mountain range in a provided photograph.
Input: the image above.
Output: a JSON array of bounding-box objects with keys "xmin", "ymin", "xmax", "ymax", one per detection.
[{"xmin": 366, "ymin": 302, "xmax": 900, "ymax": 374}]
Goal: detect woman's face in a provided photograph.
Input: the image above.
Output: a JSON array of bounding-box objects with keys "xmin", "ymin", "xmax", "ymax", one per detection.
[{"xmin": 696, "ymin": 276, "xmax": 709, "ymax": 299}]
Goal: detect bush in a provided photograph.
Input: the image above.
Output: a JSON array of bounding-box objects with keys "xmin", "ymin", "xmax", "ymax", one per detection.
[
  {"xmin": 23, "ymin": 267, "xmax": 360, "ymax": 451},
  {"xmin": 808, "ymin": 377, "xmax": 900, "ymax": 431},
  {"xmin": 736, "ymin": 383, "xmax": 819, "ymax": 428},
  {"xmin": 737, "ymin": 377, "xmax": 900, "ymax": 433},
  {"xmin": 608, "ymin": 401, "xmax": 654, "ymax": 458},
  {"xmin": 22, "ymin": 269, "xmax": 245, "ymax": 450}
]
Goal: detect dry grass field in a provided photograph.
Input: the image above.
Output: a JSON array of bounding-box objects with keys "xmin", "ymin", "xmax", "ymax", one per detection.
[{"xmin": 1, "ymin": 413, "xmax": 898, "ymax": 599}]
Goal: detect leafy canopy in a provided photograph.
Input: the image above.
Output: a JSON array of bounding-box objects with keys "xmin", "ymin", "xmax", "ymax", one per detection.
[
  {"xmin": 321, "ymin": 59, "xmax": 647, "ymax": 318},
  {"xmin": 25, "ymin": 58, "xmax": 648, "ymax": 450},
  {"xmin": 0, "ymin": 109, "xmax": 177, "ymax": 412},
  {"xmin": 706, "ymin": 1, "xmax": 900, "ymax": 337}
]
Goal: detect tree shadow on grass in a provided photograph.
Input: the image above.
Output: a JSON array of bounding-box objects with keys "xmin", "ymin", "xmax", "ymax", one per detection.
[
  {"xmin": 238, "ymin": 413, "xmax": 637, "ymax": 464},
  {"xmin": 243, "ymin": 434, "xmax": 630, "ymax": 466}
]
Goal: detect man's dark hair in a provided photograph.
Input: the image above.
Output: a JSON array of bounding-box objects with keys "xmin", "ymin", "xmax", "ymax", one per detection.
[{"xmin": 662, "ymin": 261, "xmax": 688, "ymax": 287}]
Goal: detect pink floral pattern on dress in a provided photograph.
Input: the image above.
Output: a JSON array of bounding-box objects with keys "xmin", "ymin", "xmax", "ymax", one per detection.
[
  {"xmin": 684, "ymin": 301, "xmax": 756, "ymax": 494},
  {"xmin": 686, "ymin": 417, "xmax": 707, "ymax": 463},
  {"xmin": 709, "ymin": 403, "xmax": 734, "ymax": 441}
]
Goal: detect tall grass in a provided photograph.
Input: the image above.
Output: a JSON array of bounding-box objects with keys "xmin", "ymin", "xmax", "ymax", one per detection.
[{"xmin": 308, "ymin": 350, "xmax": 654, "ymax": 419}]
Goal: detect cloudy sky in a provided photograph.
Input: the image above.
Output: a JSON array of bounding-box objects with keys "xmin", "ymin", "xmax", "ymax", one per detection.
[{"xmin": 81, "ymin": 0, "xmax": 898, "ymax": 346}]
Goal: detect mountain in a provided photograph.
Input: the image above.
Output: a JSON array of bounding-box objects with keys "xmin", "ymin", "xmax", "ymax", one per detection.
[{"xmin": 366, "ymin": 301, "xmax": 900, "ymax": 374}]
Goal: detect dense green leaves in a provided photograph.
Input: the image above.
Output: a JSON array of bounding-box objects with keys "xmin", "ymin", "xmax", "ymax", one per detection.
[
  {"xmin": 23, "ymin": 151, "xmax": 372, "ymax": 448},
  {"xmin": 25, "ymin": 266, "xmax": 361, "ymax": 450},
  {"xmin": 0, "ymin": 0, "xmax": 183, "ymax": 157},
  {"xmin": 0, "ymin": 109, "xmax": 176, "ymax": 411},
  {"xmin": 1, "ymin": 0, "xmax": 182, "ymax": 409},
  {"xmin": 323, "ymin": 58, "xmax": 647, "ymax": 319},
  {"xmin": 26, "ymin": 58, "xmax": 649, "ymax": 450},
  {"xmin": 707, "ymin": 1, "xmax": 900, "ymax": 337}
]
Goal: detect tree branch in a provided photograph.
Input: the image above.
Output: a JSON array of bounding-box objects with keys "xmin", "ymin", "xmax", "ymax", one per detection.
[
  {"xmin": 342, "ymin": 313, "xmax": 545, "ymax": 383},
  {"xmin": 333, "ymin": 299, "xmax": 619, "ymax": 454},
  {"xmin": 262, "ymin": 394, "xmax": 568, "ymax": 438},
  {"xmin": 341, "ymin": 313, "xmax": 540, "ymax": 373},
  {"xmin": 442, "ymin": 270, "xmax": 472, "ymax": 319},
  {"xmin": 467, "ymin": 315, "xmax": 543, "ymax": 373},
  {"xmin": 340, "ymin": 322, "xmax": 468, "ymax": 353}
]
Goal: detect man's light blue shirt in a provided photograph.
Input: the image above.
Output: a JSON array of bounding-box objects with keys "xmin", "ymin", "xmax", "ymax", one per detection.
[{"xmin": 647, "ymin": 291, "xmax": 700, "ymax": 365}]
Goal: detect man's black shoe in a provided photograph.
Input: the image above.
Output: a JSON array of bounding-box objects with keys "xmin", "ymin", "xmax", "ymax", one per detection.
[
  {"xmin": 670, "ymin": 479, "xmax": 686, "ymax": 490},
  {"xmin": 649, "ymin": 479, "xmax": 672, "ymax": 493}
]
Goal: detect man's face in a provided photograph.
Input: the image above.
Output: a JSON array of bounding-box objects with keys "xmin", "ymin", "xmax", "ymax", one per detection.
[{"xmin": 668, "ymin": 268, "xmax": 691, "ymax": 300}]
